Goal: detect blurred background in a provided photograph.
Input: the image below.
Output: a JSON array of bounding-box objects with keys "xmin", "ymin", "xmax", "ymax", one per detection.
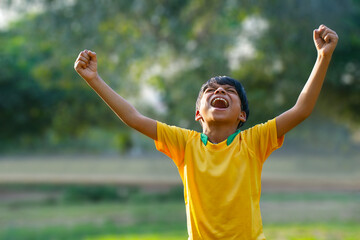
[{"xmin": 0, "ymin": 0, "xmax": 359, "ymax": 239}]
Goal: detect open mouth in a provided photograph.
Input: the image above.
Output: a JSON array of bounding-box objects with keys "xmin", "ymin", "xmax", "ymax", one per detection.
[{"xmin": 211, "ymin": 97, "xmax": 229, "ymax": 108}]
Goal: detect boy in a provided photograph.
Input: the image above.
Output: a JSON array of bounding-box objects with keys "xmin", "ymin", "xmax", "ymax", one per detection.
[{"xmin": 74, "ymin": 25, "xmax": 338, "ymax": 239}]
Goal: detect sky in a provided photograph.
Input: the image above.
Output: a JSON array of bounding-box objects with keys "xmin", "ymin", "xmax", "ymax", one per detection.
[{"xmin": 0, "ymin": 6, "xmax": 18, "ymax": 29}]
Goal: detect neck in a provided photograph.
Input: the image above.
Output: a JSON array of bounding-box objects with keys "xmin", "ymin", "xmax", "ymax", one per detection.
[{"xmin": 202, "ymin": 123, "xmax": 238, "ymax": 144}]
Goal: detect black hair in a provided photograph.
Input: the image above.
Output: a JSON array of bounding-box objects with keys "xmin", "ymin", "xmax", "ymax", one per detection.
[{"xmin": 196, "ymin": 76, "xmax": 250, "ymax": 128}]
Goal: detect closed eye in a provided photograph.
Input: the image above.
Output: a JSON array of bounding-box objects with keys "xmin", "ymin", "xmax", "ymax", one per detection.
[
  {"xmin": 226, "ymin": 88, "xmax": 237, "ymax": 94},
  {"xmin": 205, "ymin": 88, "xmax": 215, "ymax": 93}
]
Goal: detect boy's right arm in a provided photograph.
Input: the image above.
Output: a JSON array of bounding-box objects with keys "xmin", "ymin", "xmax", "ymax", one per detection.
[{"xmin": 74, "ymin": 50, "xmax": 157, "ymax": 140}]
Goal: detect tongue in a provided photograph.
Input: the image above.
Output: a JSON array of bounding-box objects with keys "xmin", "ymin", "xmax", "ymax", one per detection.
[{"xmin": 212, "ymin": 100, "xmax": 227, "ymax": 108}]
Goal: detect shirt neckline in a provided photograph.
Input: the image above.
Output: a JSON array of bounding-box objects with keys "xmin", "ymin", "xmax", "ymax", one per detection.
[{"xmin": 200, "ymin": 129, "xmax": 241, "ymax": 146}]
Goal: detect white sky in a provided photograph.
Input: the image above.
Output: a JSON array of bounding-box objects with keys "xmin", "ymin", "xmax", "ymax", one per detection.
[
  {"xmin": 0, "ymin": 7, "xmax": 19, "ymax": 29},
  {"xmin": 0, "ymin": 0, "xmax": 73, "ymax": 30}
]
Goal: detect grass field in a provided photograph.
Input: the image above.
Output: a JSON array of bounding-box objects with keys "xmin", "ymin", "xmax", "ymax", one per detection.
[
  {"xmin": 1, "ymin": 198, "xmax": 360, "ymax": 240},
  {"xmin": 0, "ymin": 154, "xmax": 359, "ymax": 239}
]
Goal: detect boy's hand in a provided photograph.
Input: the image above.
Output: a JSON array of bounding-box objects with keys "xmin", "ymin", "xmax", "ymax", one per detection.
[
  {"xmin": 74, "ymin": 50, "xmax": 99, "ymax": 82},
  {"xmin": 314, "ymin": 25, "xmax": 338, "ymax": 58}
]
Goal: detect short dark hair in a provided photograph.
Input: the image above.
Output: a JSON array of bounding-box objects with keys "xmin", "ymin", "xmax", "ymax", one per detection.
[{"xmin": 196, "ymin": 76, "xmax": 249, "ymax": 128}]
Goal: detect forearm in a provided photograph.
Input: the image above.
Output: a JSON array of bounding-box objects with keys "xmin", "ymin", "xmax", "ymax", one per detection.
[
  {"xmin": 85, "ymin": 76, "xmax": 157, "ymax": 140},
  {"xmin": 294, "ymin": 54, "xmax": 332, "ymax": 118},
  {"xmin": 74, "ymin": 50, "xmax": 157, "ymax": 139},
  {"xmin": 87, "ymin": 76, "xmax": 138, "ymax": 124}
]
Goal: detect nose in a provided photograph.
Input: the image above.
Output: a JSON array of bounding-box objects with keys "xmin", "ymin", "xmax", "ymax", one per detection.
[{"xmin": 214, "ymin": 87, "xmax": 226, "ymax": 94}]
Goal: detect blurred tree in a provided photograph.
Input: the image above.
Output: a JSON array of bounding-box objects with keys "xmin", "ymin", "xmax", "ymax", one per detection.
[
  {"xmin": 0, "ymin": 30, "xmax": 55, "ymax": 147},
  {"xmin": 0, "ymin": 0, "xmax": 359, "ymax": 152},
  {"xmin": 246, "ymin": 0, "xmax": 360, "ymax": 127}
]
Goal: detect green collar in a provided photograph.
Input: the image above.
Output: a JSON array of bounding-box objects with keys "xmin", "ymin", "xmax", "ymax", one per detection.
[{"xmin": 200, "ymin": 129, "xmax": 241, "ymax": 146}]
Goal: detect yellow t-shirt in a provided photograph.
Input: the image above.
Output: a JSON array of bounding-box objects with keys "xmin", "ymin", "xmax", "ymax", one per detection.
[{"xmin": 155, "ymin": 118, "xmax": 284, "ymax": 240}]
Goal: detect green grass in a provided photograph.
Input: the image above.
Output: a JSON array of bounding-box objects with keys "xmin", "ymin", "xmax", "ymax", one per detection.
[
  {"xmin": 262, "ymin": 191, "xmax": 360, "ymax": 202},
  {"xmin": 86, "ymin": 234, "xmax": 185, "ymax": 240},
  {"xmin": 1, "ymin": 220, "xmax": 359, "ymax": 240},
  {"xmin": 0, "ymin": 155, "xmax": 359, "ymax": 239},
  {"xmin": 0, "ymin": 192, "xmax": 359, "ymax": 240},
  {"xmin": 84, "ymin": 223, "xmax": 360, "ymax": 240},
  {"xmin": 264, "ymin": 223, "xmax": 360, "ymax": 240},
  {"xmin": 0, "ymin": 222, "xmax": 187, "ymax": 240},
  {"xmin": 0, "ymin": 201, "xmax": 187, "ymax": 240}
]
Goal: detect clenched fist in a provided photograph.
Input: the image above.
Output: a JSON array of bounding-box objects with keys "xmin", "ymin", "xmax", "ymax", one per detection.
[
  {"xmin": 314, "ymin": 25, "xmax": 338, "ymax": 58},
  {"xmin": 74, "ymin": 50, "xmax": 99, "ymax": 82}
]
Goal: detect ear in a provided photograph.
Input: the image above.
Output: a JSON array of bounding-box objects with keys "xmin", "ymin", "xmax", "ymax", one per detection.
[
  {"xmin": 195, "ymin": 110, "xmax": 203, "ymax": 122},
  {"xmin": 238, "ymin": 111, "xmax": 246, "ymax": 123}
]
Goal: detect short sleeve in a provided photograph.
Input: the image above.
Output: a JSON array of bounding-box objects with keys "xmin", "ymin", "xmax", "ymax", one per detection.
[
  {"xmin": 154, "ymin": 121, "xmax": 190, "ymax": 167},
  {"xmin": 244, "ymin": 118, "xmax": 284, "ymax": 164}
]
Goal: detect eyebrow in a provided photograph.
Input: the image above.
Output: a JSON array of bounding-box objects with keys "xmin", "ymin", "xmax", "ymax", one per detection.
[{"xmin": 205, "ymin": 84, "xmax": 236, "ymax": 91}]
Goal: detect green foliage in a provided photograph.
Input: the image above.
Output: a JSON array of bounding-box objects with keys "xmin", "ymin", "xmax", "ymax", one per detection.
[
  {"xmin": 61, "ymin": 185, "xmax": 183, "ymax": 204},
  {"xmin": 63, "ymin": 186, "xmax": 124, "ymax": 203},
  {"xmin": 1, "ymin": 222, "xmax": 359, "ymax": 240},
  {"xmin": 1, "ymin": 0, "xmax": 359, "ymax": 152},
  {"xmin": 0, "ymin": 221, "xmax": 187, "ymax": 240},
  {"xmin": 129, "ymin": 186, "xmax": 183, "ymax": 203}
]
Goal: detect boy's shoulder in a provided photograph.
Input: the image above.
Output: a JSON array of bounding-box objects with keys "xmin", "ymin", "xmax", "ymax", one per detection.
[
  {"xmin": 239, "ymin": 118, "xmax": 279, "ymax": 142},
  {"xmin": 240, "ymin": 118, "xmax": 284, "ymax": 158},
  {"xmin": 241, "ymin": 118, "xmax": 277, "ymax": 133},
  {"xmin": 156, "ymin": 120, "xmax": 200, "ymax": 139}
]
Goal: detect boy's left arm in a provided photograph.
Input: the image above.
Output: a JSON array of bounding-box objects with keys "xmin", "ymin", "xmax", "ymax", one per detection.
[{"xmin": 276, "ymin": 25, "xmax": 338, "ymax": 138}]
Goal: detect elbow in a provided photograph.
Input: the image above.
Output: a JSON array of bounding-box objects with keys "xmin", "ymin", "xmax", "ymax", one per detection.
[
  {"xmin": 300, "ymin": 107, "xmax": 312, "ymax": 120},
  {"xmin": 117, "ymin": 108, "xmax": 141, "ymax": 129},
  {"xmin": 301, "ymin": 111, "xmax": 312, "ymax": 122},
  {"xmin": 126, "ymin": 111, "xmax": 145, "ymax": 130},
  {"xmin": 292, "ymin": 105, "xmax": 312, "ymax": 122}
]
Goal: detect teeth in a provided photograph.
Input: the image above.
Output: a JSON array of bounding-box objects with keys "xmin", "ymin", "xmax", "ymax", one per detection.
[{"xmin": 211, "ymin": 97, "xmax": 229, "ymax": 107}]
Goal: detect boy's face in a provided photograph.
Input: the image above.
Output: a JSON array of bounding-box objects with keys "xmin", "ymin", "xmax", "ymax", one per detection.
[{"xmin": 195, "ymin": 83, "xmax": 246, "ymax": 128}]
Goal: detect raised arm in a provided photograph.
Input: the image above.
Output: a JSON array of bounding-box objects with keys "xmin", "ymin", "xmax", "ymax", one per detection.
[
  {"xmin": 74, "ymin": 50, "xmax": 157, "ymax": 140},
  {"xmin": 276, "ymin": 25, "xmax": 338, "ymax": 138}
]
